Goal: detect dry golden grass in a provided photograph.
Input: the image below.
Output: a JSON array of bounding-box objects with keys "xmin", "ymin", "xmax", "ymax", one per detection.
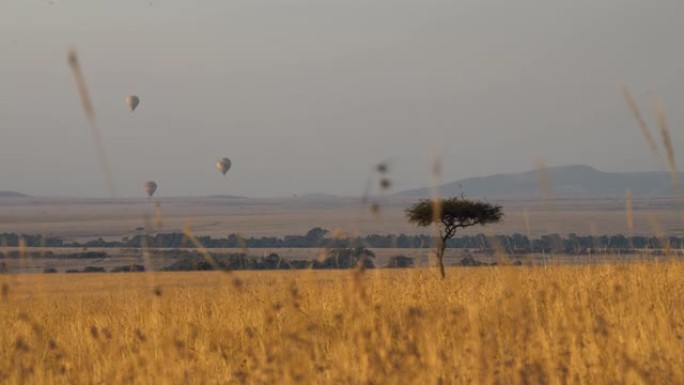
[{"xmin": 2, "ymin": 262, "xmax": 683, "ymax": 384}]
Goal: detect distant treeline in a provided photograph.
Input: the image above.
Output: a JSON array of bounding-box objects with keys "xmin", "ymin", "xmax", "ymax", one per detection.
[
  {"xmin": 0, "ymin": 248, "xmax": 413, "ymax": 274},
  {"xmin": 1, "ymin": 228, "xmax": 683, "ymax": 255},
  {"xmin": 162, "ymin": 248, "xmax": 379, "ymax": 271}
]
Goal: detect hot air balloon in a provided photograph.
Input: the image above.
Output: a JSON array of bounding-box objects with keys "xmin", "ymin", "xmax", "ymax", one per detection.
[
  {"xmin": 144, "ymin": 181, "xmax": 157, "ymax": 197},
  {"xmin": 216, "ymin": 157, "xmax": 232, "ymax": 176},
  {"xmin": 126, "ymin": 95, "xmax": 140, "ymax": 112}
]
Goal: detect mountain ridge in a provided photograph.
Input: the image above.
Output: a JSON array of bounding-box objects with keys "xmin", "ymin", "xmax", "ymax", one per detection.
[
  {"xmin": 398, "ymin": 165, "xmax": 681, "ymax": 199},
  {"xmin": 0, "ymin": 191, "xmax": 29, "ymax": 198}
]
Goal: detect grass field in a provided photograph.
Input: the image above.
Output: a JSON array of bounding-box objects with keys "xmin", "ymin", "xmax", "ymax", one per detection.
[{"xmin": 2, "ymin": 262, "xmax": 683, "ymax": 384}]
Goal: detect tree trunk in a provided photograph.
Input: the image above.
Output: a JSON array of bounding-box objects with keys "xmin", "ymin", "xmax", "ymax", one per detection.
[{"xmin": 437, "ymin": 240, "xmax": 446, "ymax": 279}]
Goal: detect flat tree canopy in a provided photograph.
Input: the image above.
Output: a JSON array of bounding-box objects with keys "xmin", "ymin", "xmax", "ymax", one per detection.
[
  {"xmin": 406, "ymin": 197, "xmax": 503, "ymax": 277},
  {"xmin": 406, "ymin": 198, "xmax": 503, "ymax": 234}
]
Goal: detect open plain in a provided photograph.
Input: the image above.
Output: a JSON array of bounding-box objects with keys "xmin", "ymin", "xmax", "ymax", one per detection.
[{"xmin": 1, "ymin": 196, "xmax": 682, "ymax": 241}]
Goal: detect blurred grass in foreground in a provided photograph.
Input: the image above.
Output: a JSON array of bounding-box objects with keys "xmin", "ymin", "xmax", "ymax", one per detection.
[{"xmin": 1, "ymin": 262, "xmax": 683, "ymax": 384}]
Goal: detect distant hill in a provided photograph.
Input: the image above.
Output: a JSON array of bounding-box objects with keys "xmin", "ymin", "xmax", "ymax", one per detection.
[
  {"xmin": 297, "ymin": 193, "xmax": 339, "ymax": 199},
  {"xmin": 398, "ymin": 165, "xmax": 681, "ymax": 199},
  {"xmin": 205, "ymin": 195, "xmax": 247, "ymax": 199},
  {"xmin": 0, "ymin": 191, "xmax": 28, "ymax": 198}
]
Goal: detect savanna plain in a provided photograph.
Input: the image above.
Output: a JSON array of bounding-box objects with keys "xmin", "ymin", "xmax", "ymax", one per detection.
[
  {"xmin": 2, "ymin": 197, "xmax": 684, "ymax": 384},
  {"xmin": 2, "ymin": 262, "xmax": 684, "ymax": 384}
]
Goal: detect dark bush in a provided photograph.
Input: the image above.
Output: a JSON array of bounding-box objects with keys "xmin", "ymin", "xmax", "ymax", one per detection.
[
  {"xmin": 83, "ymin": 266, "xmax": 106, "ymax": 273},
  {"xmin": 320, "ymin": 248, "xmax": 375, "ymax": 269},
  {"xmin": 70, "ymin": 252, "xmax": 108, "ymax": 259},
  {"xmin": 110, "ymin": 264, "xmax": 146, "ymax": 273},
  {"xmin": 162, "ymin": 256, "xmax": 216, "ymax": 271},
  {"xmin": 457, "ymin": 256, "xmax": 487, "ymax": 267},
  {"xmin": 259, "ymin": 253, "xmax": 283, "ymax": 269},
  {"xmin": 386, "ymin": 255, "xmax": 414, "ymax": 268}
]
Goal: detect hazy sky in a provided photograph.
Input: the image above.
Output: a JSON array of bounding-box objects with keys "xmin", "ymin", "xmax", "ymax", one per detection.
[{"xmin": 2, "ymin": 0, "xmax": 683, "ymax": 198}]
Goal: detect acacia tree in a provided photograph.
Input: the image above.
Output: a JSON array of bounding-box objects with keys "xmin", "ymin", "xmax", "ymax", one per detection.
[{"xmin": 405, "ymin": 197, "xmax": 503, "ymax": 278}]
